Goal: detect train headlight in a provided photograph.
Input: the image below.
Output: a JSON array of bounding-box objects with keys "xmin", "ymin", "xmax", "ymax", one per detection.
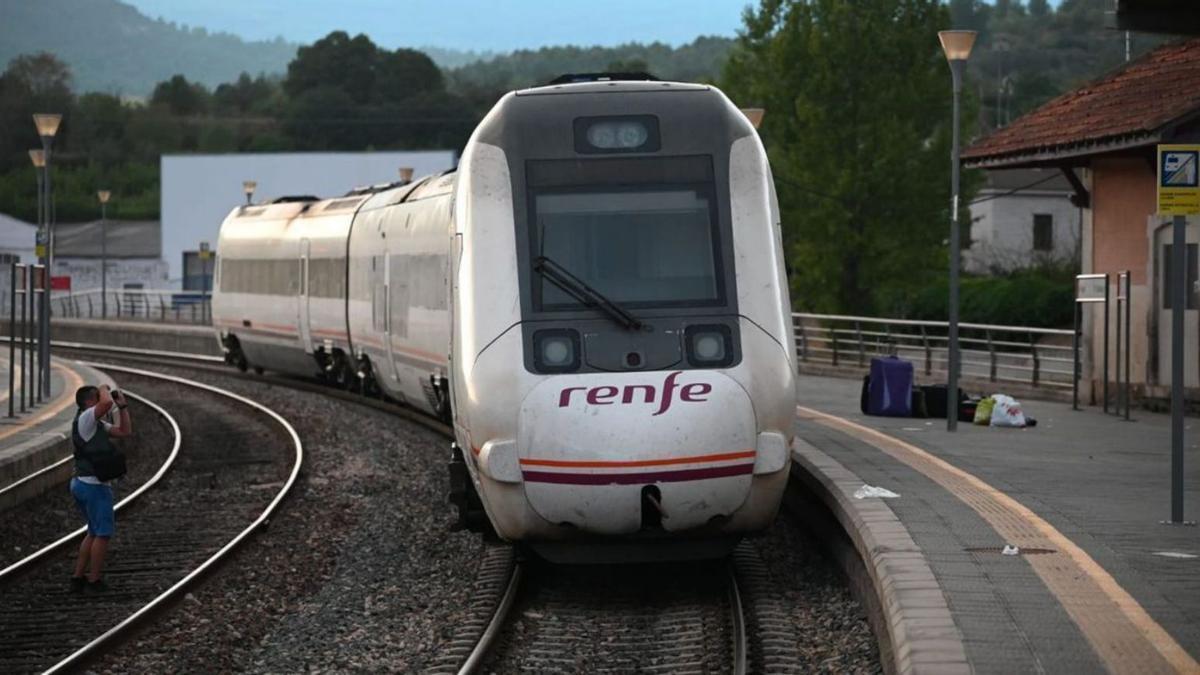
[
  {"xmin": 685, "ymin": 325, "xmax": 734, "ymax": 368},
  {"xmin": 575, "ymin": 115, "xmax": 660, "ymax": 154},
  {"xmin": 534, "ymin": 329, "xmax": 581, "ymax": 373}
]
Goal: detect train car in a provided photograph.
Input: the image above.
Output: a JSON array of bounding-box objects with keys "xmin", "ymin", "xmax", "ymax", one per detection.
[
  {"xmin": 213, "ymin": 75, "xmax": 796, "ymax": 562},
  {"xmin": 213, "ymin": 194, "xmax": 368, "ymax": 384},
  {"xmin": 449, "ymin": 78, "xmax": 796, "ymax": 561},
  {"xmin": 347, "ymin": 174, "xmax": 455, "ymax": 418}
]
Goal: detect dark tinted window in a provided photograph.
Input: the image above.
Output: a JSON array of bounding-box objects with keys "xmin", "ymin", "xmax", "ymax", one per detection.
[
  {"xmin": 532, "ymin": 187, "xmax": 720, "ymax": 309},
  {"xmin": 1033, "ymin": 214, "xmax": 1053, "ymax": 251}
]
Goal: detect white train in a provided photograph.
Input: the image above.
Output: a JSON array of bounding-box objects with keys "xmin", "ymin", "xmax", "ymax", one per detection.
[{"xmin": 213, "ymin": 76, "xmax": 797, "ymax": 561}]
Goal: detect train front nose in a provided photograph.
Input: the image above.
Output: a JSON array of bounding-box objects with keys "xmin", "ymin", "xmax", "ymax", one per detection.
[{"xmin": 517, "ymin": 370, "xmax": 758, "ymax": 535}]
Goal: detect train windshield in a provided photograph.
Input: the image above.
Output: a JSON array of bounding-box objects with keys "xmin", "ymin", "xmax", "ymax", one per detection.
[{"xmin": 531, "ymin": 186, "xmax": 721, "ymax": 310}]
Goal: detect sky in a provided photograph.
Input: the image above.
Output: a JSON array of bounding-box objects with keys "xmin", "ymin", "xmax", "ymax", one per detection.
[{"xmin": 123, "ymin": 0, "xmax": 753, "ymax": 53}]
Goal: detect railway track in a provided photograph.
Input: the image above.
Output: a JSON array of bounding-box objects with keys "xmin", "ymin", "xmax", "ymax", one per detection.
[
  {"xmin": 462, "ymin": 553, "xmax": 751, "ymax": 674},
  {"xmin": 0, "ymin": 364, "xmax": 302, "ymax": 674},
  {"xmin": 47, "ymin": 342, "xmax": 822, "ymax": 674}
]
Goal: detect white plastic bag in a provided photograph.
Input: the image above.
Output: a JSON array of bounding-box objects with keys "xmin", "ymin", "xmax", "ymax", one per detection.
[{"xmin": 990, "ymin": 394, "xmax": 1027, "ymax": 428}]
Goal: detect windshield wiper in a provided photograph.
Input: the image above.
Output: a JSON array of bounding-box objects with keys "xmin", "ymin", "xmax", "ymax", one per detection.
[{"xmin": 533, "ymin": 256, "xmax": 643, "ymax": 330}]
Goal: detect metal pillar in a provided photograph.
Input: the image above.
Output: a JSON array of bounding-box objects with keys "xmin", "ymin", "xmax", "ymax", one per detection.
[
  {"xmin": 38, "ymin": 139, "xmax": 52, "ymax": 399},
  {"xmin": 101, "ymin": 201, "xmax": 108, "ymax": 319},
  {"xmin": 8, "ymin": 263, "xmax": 15, "ymax": 418},
  {"xmin": 1123, "ymin": 271, "xmax": 1132, "ymax": 420},
  {"xmin": 947, "ymin": 58, "xmax": 965, "ymax": 432},
  {"xmin": 1170, "ymin": 215, "xmax": 1186, "ymax": 523},
  {"xmin": 1103, "ymin": 277, "xmax": 1110, "ymax": 413}
]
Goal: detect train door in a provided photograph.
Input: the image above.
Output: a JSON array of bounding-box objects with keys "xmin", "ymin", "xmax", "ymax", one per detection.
[
  {"xmin": 299, "ymin": 238, "xmax": 312, "ymax": 353},
  {"xmin": 383, "ymin": 235, "xmax": 402, "ymax": 383},
  {"xmin": 1153, "ymin": 219, "xmax": 1200, "ymax": 388}
]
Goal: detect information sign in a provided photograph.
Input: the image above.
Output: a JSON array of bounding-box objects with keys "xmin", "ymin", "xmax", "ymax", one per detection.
[{"xmin": 1158, "ymin": 144, "xmax": 1200, "ymax": 215}]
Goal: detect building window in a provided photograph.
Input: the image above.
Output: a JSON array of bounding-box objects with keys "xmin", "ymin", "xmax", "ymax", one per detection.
[
  {"xmin": 1033, "ymin": 214, "xmax": 1053, "ymax": 251},
  {"xmin": 1163, "ymin": 243, "xmax": 1199, "ymax": 310}
]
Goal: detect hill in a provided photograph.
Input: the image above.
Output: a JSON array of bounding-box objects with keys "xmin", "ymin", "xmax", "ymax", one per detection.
[{"xmin": 0, "ymin": 0, "xmax": 297, "ymax": 96}]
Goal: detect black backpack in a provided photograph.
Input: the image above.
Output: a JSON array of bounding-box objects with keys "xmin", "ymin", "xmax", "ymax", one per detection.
[{"xmin": 72, "ymin": 412, "xmax": 127, "ymax": 482}]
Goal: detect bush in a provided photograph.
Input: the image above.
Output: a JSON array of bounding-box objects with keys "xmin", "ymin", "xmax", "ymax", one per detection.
[{"xmin": 901, "ymin": 269, "xmax": 1075, "ymax": 329}]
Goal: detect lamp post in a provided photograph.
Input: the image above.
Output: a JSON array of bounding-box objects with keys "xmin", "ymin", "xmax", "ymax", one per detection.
[
  {"xmin": 28, "ymin": 150, "xmax": 45, "ymax": 243},
  {"xmin": 97, "ymin": 190, "xmax": 111, "ymax": 319},
  {"xmin": 938, "ymin": 30, "xmax": 976, "ymax": 432},
  {"xmin": 32, "ymin": 114, "xmax": 61, "ymax": 397},
  {"xmin": 243, "ymin": 180, "xmax": 257, "ymax": 205}
]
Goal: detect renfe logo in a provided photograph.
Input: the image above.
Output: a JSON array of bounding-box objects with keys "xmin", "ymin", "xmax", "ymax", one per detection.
[{"xmin": 558, "ymin": 371, "xmax": 712, "ymax": 416}]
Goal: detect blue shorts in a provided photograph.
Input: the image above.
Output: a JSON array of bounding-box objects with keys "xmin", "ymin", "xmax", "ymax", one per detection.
[{"xmin": 70, "ymin": 478, "xmax": 115, "ymax": 538}]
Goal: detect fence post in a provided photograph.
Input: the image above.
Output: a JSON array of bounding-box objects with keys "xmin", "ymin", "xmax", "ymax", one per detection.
[
  {"xmin": 855, "ymin": 321, "xmax": 865, "ymax": 366},
  {"xmin": 831, "ymin": 322, "xmax": 840, "ymax": 367},
  {"xmin": 1029, "ymin": 334, "xmax": 1040, "ymax": 387},
  {"xmin": 796, "ymin": 318, "xmax": 808, "ymax": 361},
  {"xmin": 159, "ymin": 294, "xmax": 166, "ymax": 321},
  {"xmin": 986, "ymin": 328, "xmax": 997, "ymax": 382},
  {"xmin": 920, "ymin": 325, "xmax": 932, "ymax": 375}
]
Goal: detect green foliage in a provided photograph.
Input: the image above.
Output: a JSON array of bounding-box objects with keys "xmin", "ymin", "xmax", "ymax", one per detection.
[
  {"xmin": 723, "ymin": 0, "xmax": 969, "ymax": 315},
  {"xmin": 900, "ymin": 267, "xmax": 1076, "ymax": 328},
  {"xmin": 150, "ymin": 75, "xmax": 212, "ymax": 116}
]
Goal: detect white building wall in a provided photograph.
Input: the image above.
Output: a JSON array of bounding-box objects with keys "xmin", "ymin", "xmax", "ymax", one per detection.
[
  {"xmin": 161, "ymin": 151, "xmax": 456, "ymax": 284},
  {"xmin": 965, "ymin": 190, "xmax": 1081, "ymax": 273}
]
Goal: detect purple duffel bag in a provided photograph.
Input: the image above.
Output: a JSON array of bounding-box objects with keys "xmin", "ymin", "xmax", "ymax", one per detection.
[{"xmin": 867, "ymin": 356, "xmax": 913, "ymax": 417}]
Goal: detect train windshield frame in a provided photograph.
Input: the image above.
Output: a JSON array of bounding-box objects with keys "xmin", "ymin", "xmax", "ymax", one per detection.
[{"xmin": 525, "ymin": 155, "xmax": 728, "ymax": 313}]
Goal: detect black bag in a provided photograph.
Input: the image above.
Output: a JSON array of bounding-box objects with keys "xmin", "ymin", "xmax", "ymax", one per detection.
[
  {"xmin": 910, "ymin": 388, "xmax": 929, "ymax": 418},
  {"xmin": 859, "ymin": 375, "xmax": 870, "ymax": 414},
  {"xmin": 90, "ymin": 451, "xmax": 127, "ymax": 482}
]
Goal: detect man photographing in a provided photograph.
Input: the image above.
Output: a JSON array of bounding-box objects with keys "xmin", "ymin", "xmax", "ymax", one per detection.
[{"xmin": 69, "ymin": 383, "xmax": 132, "ymax": 593}]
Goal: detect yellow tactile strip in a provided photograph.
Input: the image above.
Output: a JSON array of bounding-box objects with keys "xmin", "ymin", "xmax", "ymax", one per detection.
[
  {"xmin": 792, "ymin": 438, "xmax": 970, "ymax": 675},
  {"xmin": 0, "ymin": 363, "xmax": 82, "ymax": 442},
  {"xmin": 799, "ymin": 406, "xmax": 1200, "ymax": 675}
]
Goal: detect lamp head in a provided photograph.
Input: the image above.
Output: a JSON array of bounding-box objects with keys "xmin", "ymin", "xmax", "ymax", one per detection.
[
  {"xmin": 242, "ymin": 180, "xmax": 257, "ymax": 195},
  {"xmin": 97, "ymin": 190, "xmax": 111, "ymax": 204},
  {"xmin": 28, "ymin": 149, "xmax": 45, "ymax": 168},
  {"xmin": 32, "ymin": 113, "xmax": 62, "ymax": 139},
  {"xmin": 740, "ymin": 108, "xmax": 765, "ymax": 130},
  {"xmin": 938, "ymin": 30, "xmax": 977, "ymax": 62},
  {"xmin": 398, "ymin": 167, "xmax": 414, "ymax": 183}
]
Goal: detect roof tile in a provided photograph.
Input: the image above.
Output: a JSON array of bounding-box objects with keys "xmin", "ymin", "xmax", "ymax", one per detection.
[{"xmin": 963, "ymin": 38, "xmax": 1200, "ymax": 165}]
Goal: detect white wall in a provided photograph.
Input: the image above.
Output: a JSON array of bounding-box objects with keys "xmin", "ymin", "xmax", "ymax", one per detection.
[
  {"xmin": 965, "ymin": 190, "xmax": 1081, "ymax": 273},
  {"xmin": 161, "ymin": 151, "xmax": 456, "ymax": 283}
]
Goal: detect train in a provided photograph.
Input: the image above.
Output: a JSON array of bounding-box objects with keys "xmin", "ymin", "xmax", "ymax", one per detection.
[{"xmin": 212, "ymin": 74, "xmax": 797, "ymax": 561}]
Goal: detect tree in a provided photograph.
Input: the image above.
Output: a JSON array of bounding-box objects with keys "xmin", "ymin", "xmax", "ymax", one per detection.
[
  {"xmin": 722, "ymin": 0, "xmax": 970, "ymax": 314},
  {"xmin": 150, "ymin": 75, "xmax": 211, "ymax": 116},
  {"xmin": 0, "ymin": 53, "xmax": 75, "ymax": 169},
  {"xmin": 376, "ymin": 49, "xmax": 444, "ymax": 104},
  {"xmin": 284, "ymin": 31, "xmax": 379, "ymax": 104}
]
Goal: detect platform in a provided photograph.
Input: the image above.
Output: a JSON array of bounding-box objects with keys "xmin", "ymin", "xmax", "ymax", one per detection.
[
  {"xmin": 792, "ymin": 374, "xmax": 1200, "ymax": 674},
  {"xmin": 0, "ymin": 355, "xmax": 117, "ymax": 510}
]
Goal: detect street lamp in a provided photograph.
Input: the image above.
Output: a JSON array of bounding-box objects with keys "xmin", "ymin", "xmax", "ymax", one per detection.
[
  {"xmin": 398, "ymin": 167, "xmax": 414, "ymax": 184},
  {"xmin": 28, "ymin": 150, "xmax": 45, "ymax": 246},
  {"xmin": 243, "ymin": 180, "xmax": 257, "ymax": 205},
  {"xmin": 938, "ymin": 29, "xmax": 976, "ymax": 432},
  {"xmin": 32, "ymin": 113, "xmax": 61, "ymax": 398},
  {"xmin": 98, "ymin": 190, "xmax": 111, "ymax": 319}
]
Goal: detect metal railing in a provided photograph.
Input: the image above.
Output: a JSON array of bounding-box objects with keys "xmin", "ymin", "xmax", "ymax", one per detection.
[
  {"xmin": 793, "ymin": 313, "xmax": 1077, "ymax": 388},
  {"xmin": 51, "ymin": 288, "xmax": 212, "ymax": 325}
]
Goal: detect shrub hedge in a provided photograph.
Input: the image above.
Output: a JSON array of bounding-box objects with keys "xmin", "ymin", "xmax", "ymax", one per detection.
[{"xmin": 900, "ymin": 270, "xmax": 1075, "ymax": 329}]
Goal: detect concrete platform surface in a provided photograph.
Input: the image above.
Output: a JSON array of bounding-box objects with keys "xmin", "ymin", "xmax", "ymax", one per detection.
[
  {"xmin": 794, "ymin": 374, "xmax": 1200, "ymax": 674},
  {"xmin": 0, "ymin": 356, "xmax": 116, "ymax": 510}
]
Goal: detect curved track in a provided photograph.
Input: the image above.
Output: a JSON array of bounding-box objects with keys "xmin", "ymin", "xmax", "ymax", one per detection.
[
  {"xmin": 49, "ymin": 341, "xmax": 820, "ymax": 674},
  {"xmin": 0, "ymin": 364, "xmax": 302, "ymax": 674}
]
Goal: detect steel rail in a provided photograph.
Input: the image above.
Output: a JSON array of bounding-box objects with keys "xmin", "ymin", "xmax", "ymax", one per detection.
[
  {"xmin": 34, "ymin": 364, "xmax": 303, "ymax": 675},
  {"xmin": 0, "ymin": 390, "xmax": 181, "ymax": 583},
  {"xmin": 728, "ymin": 566, "xmax": 748, "ymax": 675},
  {"xmin": 456, "ymin": 561, "xmax": 523, "ymax": 675},
  {"xmin": 0, "ymin": 454, "xmax": 72, "ymax": 503}
]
